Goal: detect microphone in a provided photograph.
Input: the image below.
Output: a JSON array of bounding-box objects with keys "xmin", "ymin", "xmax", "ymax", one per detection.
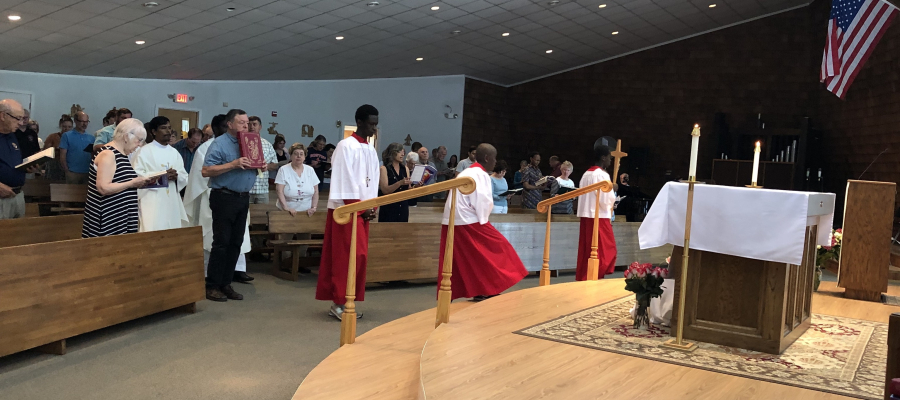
[{"xmin": 858, "ymin": 147, "xmax": 889, "ymax": 180}]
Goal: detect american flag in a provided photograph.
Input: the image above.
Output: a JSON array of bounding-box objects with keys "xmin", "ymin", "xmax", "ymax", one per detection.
[{"xmin": 820, "ymin": 0, "xmax": 898, "ymax": 99}]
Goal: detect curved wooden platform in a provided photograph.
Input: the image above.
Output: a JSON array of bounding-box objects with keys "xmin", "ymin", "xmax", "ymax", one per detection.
[
  {"xmin": 296, "ymin": 280, "xmax": 900, "ymax": 400},
  {"xmin": 420, "ymin": 280, "xmax": 900, "ymax": 399}
]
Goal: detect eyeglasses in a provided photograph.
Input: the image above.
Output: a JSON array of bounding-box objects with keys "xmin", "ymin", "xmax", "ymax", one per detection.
[
  {"xmin": 4, "ymin": 112, "xmax": 24, "ymax": 122},
  {"xmin": 76, "ymin": 119, "xmax": 90, "ymax": 123}
]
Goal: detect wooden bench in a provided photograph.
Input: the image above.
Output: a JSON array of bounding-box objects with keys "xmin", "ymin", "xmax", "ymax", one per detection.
[
  {"xmin": 50, "ymin": 183, "xmax": 88, "ymax": 214},
  {"xmin": 23, "ymin": 179, "xmax": 64, "ymax": 216},
  {"xmin": 0, "ymin": 215, "xmax": 204, "ymax": 358},
  {"xmin": 267, "ymin": 211, "xmax": 327, "ymax": 281}
]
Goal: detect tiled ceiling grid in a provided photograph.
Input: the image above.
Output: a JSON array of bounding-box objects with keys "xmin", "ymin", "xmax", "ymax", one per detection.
[{"xmin": 0, "ymin": 0, "xmax": 809, "ymax": 84}]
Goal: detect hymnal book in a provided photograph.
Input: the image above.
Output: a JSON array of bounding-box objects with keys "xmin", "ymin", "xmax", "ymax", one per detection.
[
  {"xmin": 15, "ymin": 147, "xmax": 54, "ymax": 171},
  {"xmin": 556, "ymin": 186, "xmax": 575, "ymax": 195},
  {"xmin": 238, "ymin": 131, "xmax": 266, "ymax": 169},
  {"xmin": 409, "ymin": 164, "xmax": 437, "ymax": 186},
  {"xmin": 500, "ymin": 188, "xmax": 523, "ymax": 197},
  {"xmin": 83, "ymin": 143, "xmax": 94, "ymax": 153},
  {"xmin": 142, "ymin": 171, "xmax": 168, "ymax": 189},
  {"xmin": 535, "ymin": 176, "xmax": 555, "ymax": 186}
]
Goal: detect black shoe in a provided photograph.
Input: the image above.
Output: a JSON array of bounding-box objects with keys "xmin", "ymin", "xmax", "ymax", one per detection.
[
  {"xmin": 233, "ymin": 271, "xmax": 254, "ymax": 283},
  {"xmin": 221, "ymin": 285, "xmax": 244, "ymax": 300},
  {"xmin": 206, "ymin": 288, "xmax": 227, "ymax": 302}
]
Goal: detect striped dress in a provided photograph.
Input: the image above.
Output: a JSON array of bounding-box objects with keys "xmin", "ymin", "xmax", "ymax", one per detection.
[{"xmin": 82, "ymin": 146, "xmax": 139, "ymax": 237}]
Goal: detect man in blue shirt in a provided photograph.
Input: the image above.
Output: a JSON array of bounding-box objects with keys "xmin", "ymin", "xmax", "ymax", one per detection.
[
  {"xmin": 0, "ymin": 99, "xmax": 39, "ymax": 219},
  {"xmin": 201, "ymin": 109, "xmax": 256, "ymax": 302},
  {"xmin": 59, "ymin": 111, "xmax": 94, "ymax": 184},
  {"xmin": 172, "ymin": 127, "xmax": 202, "ymax": 173},
  {"xmin": 93, "ymin": 108, "xmax": 132, "ymax": 152}
]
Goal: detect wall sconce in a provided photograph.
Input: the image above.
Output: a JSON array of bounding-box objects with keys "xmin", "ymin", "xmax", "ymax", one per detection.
[{"xmin": 444, "ymin": 105, "xmax": 458, "ymax": 119}]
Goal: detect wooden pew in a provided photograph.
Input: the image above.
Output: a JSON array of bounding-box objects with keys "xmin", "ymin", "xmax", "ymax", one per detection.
[
  {"xmin": 50, "ymin": 183, "xmax": 88, "ymax": 214},
  {"xmin": 267, "ymin": 211, "xmax": 327, "ymax": 281},
  {"xmin": 24, "ymin": 179, "xmax": 64, "ymax": 216},
  {"xmin": 0, "ymin": 214, "xmax": 84, "ymax": 247},
  {"xmin": 0, "ymin": 217, "xmax": 203, "ymax": 358},
  {"xmin": 248, "ymin": 203, "xmax": 280, "ymax": 257},
  {"xmin": 368, "ymin": 222, "xmax": 442, "ymax": 282}
]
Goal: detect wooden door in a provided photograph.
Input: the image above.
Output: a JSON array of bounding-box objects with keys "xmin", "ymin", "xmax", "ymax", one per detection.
[{"xmin": 157, "ymin": 108, "xmax": 199, "ymax": 140}]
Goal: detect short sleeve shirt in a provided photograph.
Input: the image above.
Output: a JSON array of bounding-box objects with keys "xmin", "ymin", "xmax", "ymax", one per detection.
[
  {"xmin": 59, "ymin": 130, "xmax": 95, "ymax": 173},
  {"xmin": 521, "ymin": 165, "xmax": 544, "ymax": 209},
  {"xmin": 275, "ymin": 164, "xmax": 320, "ymax": 211},
  {"xmin": 0, "ymin": 132, "xmax": 25, "ymax": 187},
  {"xmin": 94, "ymin": 125, "xmax": 116, "ymax": 145},
  {"xmin": 203, "ymin": 133, "xmax": 257, "ymax": 193},
  {"xmin": 250, "ymin": 136, "xmax": 277, "ymax": 194}
]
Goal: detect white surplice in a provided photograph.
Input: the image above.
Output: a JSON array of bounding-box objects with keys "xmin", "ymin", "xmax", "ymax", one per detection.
[
  {"xmin": 442, "ymin": 163, "xmax": 493, "ymax": 226},
  {"xmin": 132, "ymin": 141, "xmax": 189, "ymax": 232},
  {"xmin": 183, "ymin": 137, "xmax": 250, "ymax": 273},
  {"xmin": 577, "ymin": 167, "xmax": 616, "ymax": 219},
  {"xmin": 327, "ymin": 134, "xmax": 379, "ymax": 209}
]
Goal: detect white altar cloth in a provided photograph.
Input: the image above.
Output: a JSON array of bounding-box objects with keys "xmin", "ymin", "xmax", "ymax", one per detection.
[{"xmin": 639, "ymin": 182, "xmax": 835, "ymax": 265}]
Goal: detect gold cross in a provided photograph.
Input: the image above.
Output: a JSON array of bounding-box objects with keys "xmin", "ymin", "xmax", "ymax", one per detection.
[{"xmin": 611, "ymin": 139, "xmax": 627, "ymax": 185}]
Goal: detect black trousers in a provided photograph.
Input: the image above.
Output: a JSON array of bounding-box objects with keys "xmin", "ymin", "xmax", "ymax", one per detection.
[{"xmin": 207, "ymin": 189, "xmax": 250, "ymax": 289}]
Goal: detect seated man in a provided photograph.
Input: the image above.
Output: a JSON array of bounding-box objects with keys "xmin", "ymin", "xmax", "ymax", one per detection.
[{"xmin": 438, "ymin": 143, "xmax": 528, "ymax": 301}]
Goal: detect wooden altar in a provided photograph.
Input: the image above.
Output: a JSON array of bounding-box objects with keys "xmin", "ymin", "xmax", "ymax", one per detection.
[{"xmin": 670, "ymin": 224, "xmax": 819, "ymax": 354}]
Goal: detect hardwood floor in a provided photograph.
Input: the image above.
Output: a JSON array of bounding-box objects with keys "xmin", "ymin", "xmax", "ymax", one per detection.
[{"xmin": 296, "ymin": 279, "xmax": 900, "ymax": 399}]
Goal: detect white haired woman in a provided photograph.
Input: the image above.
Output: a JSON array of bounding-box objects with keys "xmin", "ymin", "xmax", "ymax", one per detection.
[
  {"xmin": 82, "ymin": 118, "xmax": 154, "ymax": 238},
  {"xmin": 405, "ymin": 151, "xmax": 419, "ymax": 207}
]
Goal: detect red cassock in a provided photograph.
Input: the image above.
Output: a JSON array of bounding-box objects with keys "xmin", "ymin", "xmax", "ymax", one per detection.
[
  {"xmin": 575, "ymin": 217, "xmax": 617, "ymax": 280},
  {"xmin": 316, "ymin": 208, "xmax": 369, "ymax": 304},
  {"xmin": 437, "ymin": 223, "xmax": 528, "ymax": 300}
]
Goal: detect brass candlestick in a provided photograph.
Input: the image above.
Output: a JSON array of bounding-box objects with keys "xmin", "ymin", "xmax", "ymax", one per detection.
[{"xmin": 661, "ymin": 176, "xmax": 699, "ymax": 352}]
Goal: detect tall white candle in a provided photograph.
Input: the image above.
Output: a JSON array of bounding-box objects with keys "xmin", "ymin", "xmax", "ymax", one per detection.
[
  {"xmin": 751, "ymin": 141, "xmax": 761, "ymax": 184},
  {"xmin": 792, "ymin": 140, "xmax": 797, "ymax": 162},
  {"xmin": 689, "ymin": 124, "xmax": 700, "ymax": 179}
]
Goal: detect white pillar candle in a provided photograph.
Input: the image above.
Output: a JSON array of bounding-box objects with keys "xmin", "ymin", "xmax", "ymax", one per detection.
[
  {"xmin": 751, "ymin": 141, "xmax": 761, "ymax": 184},
  {"xmin": 689, "ymin": 124, "xmax": 700, "ymax": 179},
  {"xmin": 792, "ymin": 140, "xmax": 797, "ymax": 162}
]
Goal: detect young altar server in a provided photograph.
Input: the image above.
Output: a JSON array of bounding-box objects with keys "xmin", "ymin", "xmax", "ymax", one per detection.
[
  {"xmin": 183, "ymin": 115, "xmax": 253, "ymax": 284},
  {"xmin": 438, "ymin": 143, "xmax": 528, "ymax": 301},
  {"xmin": 132, "ymin": 116, "xmax": 188, "ymax": 232},
  {"xmin": 316, "ymin": 104, "xmax": 380, "ymax": 321},
  {"xmin": 575, "ymin": 139, "xmax": 618, "ymax": 280}
]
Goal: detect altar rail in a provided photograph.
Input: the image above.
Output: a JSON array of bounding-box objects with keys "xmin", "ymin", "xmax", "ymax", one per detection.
[
  {"xmin": 0, "ymin": 215, "xmax": 204, "ymax": 358},
  {"xmin": 332, "ymin": 177, "xmax": 476, "ymax": 346},
  {"xmin": 535, "ymin": 180, "xmax": 614, "ymax": 285}
]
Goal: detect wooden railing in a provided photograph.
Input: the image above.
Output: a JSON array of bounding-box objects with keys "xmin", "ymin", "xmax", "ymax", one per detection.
[
  {"xmin": 535, "ymin": 180, "xmax": 614, "ymax": 286},
  {"xmin": 332, "ymin": 177, "xmax": 477, "ymax": 346}
]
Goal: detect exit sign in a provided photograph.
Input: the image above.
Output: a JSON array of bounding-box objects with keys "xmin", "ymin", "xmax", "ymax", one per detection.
[{"xmin": 175, "ymin": 94, "xmax": 189, "ymax": 103}]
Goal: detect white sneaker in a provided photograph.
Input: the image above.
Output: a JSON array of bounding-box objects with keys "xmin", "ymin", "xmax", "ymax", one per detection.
[{"xmin": 328, "ymin": 304, "xmax": 363, "ymax": 321}]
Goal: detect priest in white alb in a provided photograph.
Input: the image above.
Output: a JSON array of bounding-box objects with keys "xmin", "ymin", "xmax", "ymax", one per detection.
[
  {"xmin": 183, "ymin": 115, "xmax": 252, "ymax": 283},
  {"xmin": 132, "ymin": 117, "xmax": 188, "ymax": 232},
  {"xmin": 438, "ymin": 143, "xmax": 527, "ymax": 301}
]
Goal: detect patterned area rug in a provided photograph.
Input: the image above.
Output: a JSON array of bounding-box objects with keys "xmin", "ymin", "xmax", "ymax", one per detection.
[{"xmin": 515, "ymin": 297, "xmax": 886, "ymax": 399}]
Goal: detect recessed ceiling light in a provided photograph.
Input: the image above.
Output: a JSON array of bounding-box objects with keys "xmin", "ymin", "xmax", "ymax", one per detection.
[
  {"xmin": 598, "ymin": 4, "xmax": 607, "ymax": 8},
  {"xmin": 708, "ymin": 3, "xmax": 716, "ymax": 7},
  {"xmin": 142, "ymin": 1, "xmax": 158, "ymax": 7},
  {"xmin": 451, "ymin": 30, "xmax": 461, "ymax": 34},
  {"xmin": 431, "ymin": 6, "xmax": 439, "ymax": 10},
  {"xmin": 611, "ymin": 31, "xmax": 619, "ymax": 35},
  {"xmin": 366, "ymin": 1, "xmax": 379, "ymax": 6},
  {"xmin": 8, "ymin": 15, "xmax": 21, "ymax": 21},
  {"xmin": 135, "ymin": 40, "xmax": 146, "ymax": 45},
  {"xmin": 501, "ymin": 32, "xmax": 510, "ymax": 37},
  {"xmin": 548, "ymin": 0, "xmax": 559, "ymax": 5},
  {"xmin": 545, "ymin": 49, "xmax": 553, "ymax": 53},
  {"xmin": 416, "ymin": 57, "xmax": 424, "ymax": 61},
  {"xmin": 335, "ymin": 36, "xmax": 344, "ymax": 40},
  {"xmin": 226, "ymin": 7, "xmax": 235, "ymax": 11}
]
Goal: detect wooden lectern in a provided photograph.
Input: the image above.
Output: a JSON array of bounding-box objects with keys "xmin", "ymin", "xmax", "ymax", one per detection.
[{"xmin": 838, "ymin": 180, "xmax": 897, "ymax": 301}]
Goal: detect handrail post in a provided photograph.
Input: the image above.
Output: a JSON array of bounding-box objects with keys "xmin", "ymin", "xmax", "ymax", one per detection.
[
  {"xmin": 587, "ymin": 188, "xmax": 601, "ymax": 280},
  {"xmin": 339, "ymin": 212, "xmax": 359, "ymax": 346},
  {"xmin": 540, "ymin": 210, "xmax": 551, "ymax": 286},
  {"xmin": 435, "ymin": 188, "xmax": 457, "ymax": 327}
]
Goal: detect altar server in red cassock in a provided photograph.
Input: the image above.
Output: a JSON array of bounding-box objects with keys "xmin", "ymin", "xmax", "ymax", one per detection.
[
  {"xmin": 438, "ymin": 143, "xmax": 528, "ymax": 301},
  {"xmin": 316, "ymin": 105, "xmax": 380, "ymax": 321},
  {"xmin": 576, "ymin": 139, "xmax": 618, "ymax": 280}
]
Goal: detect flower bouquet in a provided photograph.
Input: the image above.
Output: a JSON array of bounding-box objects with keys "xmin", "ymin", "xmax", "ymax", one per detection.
[
  {"xmin": 624, "ymin": 262, "xmax": 669, "ymax": 329},
  {"xmin": 813, "ymin": 228, "xmax": 842, "ymax": 291}
]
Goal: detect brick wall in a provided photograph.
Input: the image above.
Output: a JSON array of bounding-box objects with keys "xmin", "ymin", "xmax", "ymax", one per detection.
[{"xmin": 461, "ymin": 0, "xmax": 899, "ymax": 214}]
